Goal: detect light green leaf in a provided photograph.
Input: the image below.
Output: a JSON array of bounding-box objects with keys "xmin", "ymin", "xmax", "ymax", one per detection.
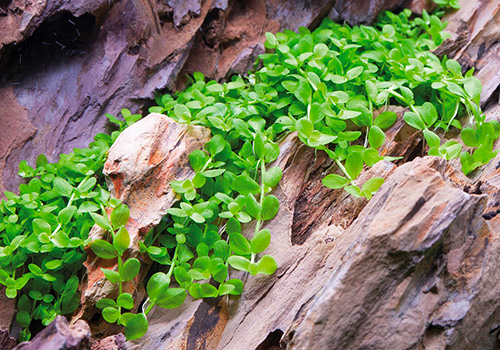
[
  {"xmin": 368, "ymin": 126, "xmax": 385, "ymax": 149},
  {"xmin": 257, "ymin": 255, "xmax": 277, "ymax": 275},
  {"xmin": 251, "ymin": 229, "xmax": 271, "ymax": 254},
  {"xmin": 345, "ymin": 152, "xmax": 363, "ymax": 179},
  {"xmin": 322, "ymin": 174, "xmax": 349, "ymax": 189}
]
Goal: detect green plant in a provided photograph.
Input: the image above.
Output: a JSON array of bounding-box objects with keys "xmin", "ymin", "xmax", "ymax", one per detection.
[
  {"xmin": 0, "ymin": 109, "xmax": 139, "ymax": 341},
  {"xmin": 2, "ymin": 1, "xmax": 498, "ymax": 343}
]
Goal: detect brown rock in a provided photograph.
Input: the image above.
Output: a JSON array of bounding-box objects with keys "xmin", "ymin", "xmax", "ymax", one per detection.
[
  {"xmin": 13, "ymin": 316, "xmax": 91, "ymax": 350},
  {"xmin": 288, "ymin": 157, "xmax": 492, "ymax": 349},
  {"xmin": 0, "ymin": 286, "xmax": 16, "ymax": 332},
  {"xmin": 0, "ymin": 329, "xmax": 17, "ymax": 350}
]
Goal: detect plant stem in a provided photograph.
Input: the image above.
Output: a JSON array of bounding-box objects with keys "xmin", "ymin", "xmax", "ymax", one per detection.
[
  {"xmin": 117, "ymin": 253, "xmax": 123, "ymax": 314},
  {"xmin": 252, "ymin": 158, "xmax": 267, "ymax": 264},
  {"xmin": 144, "ymin": 245, "xmax": 178, "ymax": 316}
]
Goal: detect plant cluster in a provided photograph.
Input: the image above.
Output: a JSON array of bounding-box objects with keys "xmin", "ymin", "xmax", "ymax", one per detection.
[{"xmin": 1, "ymin": 2, "xmax": 498, "ymax": 343}]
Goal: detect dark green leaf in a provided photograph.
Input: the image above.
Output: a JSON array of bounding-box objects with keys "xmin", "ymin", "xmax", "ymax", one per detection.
[
  {"xmin": 111, "ymin": 204, "xmax": 130, "ymax": 228},
  {"xmin": 91, "ymin": 240, "xmax": 117, "ymax": 259},
  {"xmin": 124, "ymin": 313, "xmax": 148, "ymax": 340},
  {"xmin": 120, "ymin": 258, "xmax": 140, "ymax": 282}
]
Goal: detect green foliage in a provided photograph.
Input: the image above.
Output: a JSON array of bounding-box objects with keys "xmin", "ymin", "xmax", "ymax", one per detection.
[
  {"xmin": 0, "ymin": 120, "xmax": 123, "ymax": 341},
  {"xmin": 2, "ymin": 0, "xmax": 498, "ymax": 344}
]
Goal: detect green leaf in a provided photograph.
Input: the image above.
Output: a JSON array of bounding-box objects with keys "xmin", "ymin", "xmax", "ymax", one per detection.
[
  {"xmin": 262, "ymin": 195, "xmax": 279, "ymax": 220},
  {"xmin": 346, "ymin": 66, "xmax": 363, "ymax": 80},
  {"xmin": 251, "ymin": 229, "xmax": 271, "ymax": 254},
  {"xmin": 461, "ymin": 128, "xmax": 479, "ymax": 147},
  {"xmin": 45, "ymin": 260, "xmax": 62, "ymax": 270},
  {"xmin": 202, "ymin": 169, "xmax": 225, "ymax": 178},
  {"xmin": 155, "ymin": 288, "xmax": 187, "ymax": 309},
  {"xmin": 245, "ymin": 194, "xmax": 261, "ymax": 219},
  {"xmin": 294, "ymin": 80, "xmax": 312, "ymax": 105},
  {"xmin": 464, "ymin": 76, "xmax": 482, "ymax": 100},
  {"xmin": 228, "ymin": 256, "xmax": 251, "ymax": 272},
  {"xmin": 206, "ymin": 134, "xmax": 226, "ymax": 156},
  {"xmin": 33, "ymin": 219, "xmax": 51, "ymax": 235},
  {"xmin": 111, "ymin": 204, "xmax": 130, "ymax": 228},
  {"xmin": 101, "ymin": 268, "xmax": 120, "ymax": 283},
  {"xmin": 344, "ymin": 185, "xmax": 362, "ymax": 198},
  {"xmin": 254, "ymin": 133, "xmax": 266, "ymax": 160},
  {"xmin": 365, "ymin": 80, "xmax": 378, "ymax": 102},
  {"xmin": 296, "ymin": 118, "xmax": 314, "ymax": 139},
  {"xmin": 124, "ymin": 313, "xmax": 148, "ymax": 340},
  {"xmin": 78, "ymin": 201, "xmax": 99, "ymax": 214},
  {"xmin": 257, "ymin": 255, "xmax": 277, "ymax": 275},
  {"xmin": 91, "ymin": 240, "xmax": 117, "ymax": 259},
  {"xmin": 16, "ymin": 311, "xmax": 31, "ymax": 328},
  {"xmin": 53, "ymin": 177, "xmax": 73, "ymax": 197},
  {"xmin": 265, "ymin": 32, "xmax": 278, "ymax": 47},
  {"xmin": 59, "ymin": 206, "xmax": 77, "ymax": 225},
  {"xmin": 28, "ymin": 264, "xmax": 43, "ymax": 276},
  {"xmin": 403, "ymin": 111, "xmax": 425, "ymax": 130},
  {"xmin": 345, "ymin": 152, "xmax": 363, "ymax": 179},
  {"xmin": 338, "ymin": 110, "xmax": 362, "ymax": 120},
  {"xmin": 232, "ymin": 175, "xmax": 261, "ymax": 195},
  {"xmin": 219, "ymin": 279, "xmax": 244, "ymax": 296},
  {"xmin": 6, "ymin": 288, "xmax": 16, "ymax": 299},
  {"xmin": 113, "ymin": 227, "xmax": 130, "ymax": 255},
  {"xmin": 423, "ymin": 130, "xmax": 441, "ymax": 149},
  {"xmin": 117, "ymin": 293, "xmax": 134, "ymax": 309},
  {"xmin": 313, "ymin": 43, "xmax": 328, "ymax": 58},
  {"xmin": 189, "ymin": 283, "xmax": 218, "ymax": 299},
  {"xmin": 218, "ymin": 283, "xmax": 235, "ymax": 296},
  {"xmin": 362, "ymin": 148, "xmax": 382, "ymax": 167},
  {"xmin": 374, "ymin": 111, "xmax": 398, "ymax": 130},
  {"xmin": 322, "ymin": 174, "xmax": 350, "ymax": 189},
  {"xmin": 120, "ymin": 258, "xmax": 140, "ymax": 282},
  {"xmin": 102, "ymin": 307, "xmax": 119, "ymax": 323},
  {"xmin": 189, "ymin": 150, "xmax": 208, "ymax": 172},
  {"xmin": 361, "ymin": 177, "xmax": 385, "ymax": 194},
  {"xmin": 147, "ymin": 272, "xmax": 170, "ymax": 302},
  {"xmin": 368, "ymin": 126, "xmax": 385, "ymax": 149},
  {"xmin": 229, "ymin": 233, "xmax": 251, "ymax": 255},
  {"xmin": 418, "ymin": 102, "xmax": 438, "ymax": 127},
  {"xmin": 96, "ymin": 298, "xmax": 118, "ymax": 310},
  {"xmin": 90, "ymin": 213, "xmax": 112, "ymax": 231}
]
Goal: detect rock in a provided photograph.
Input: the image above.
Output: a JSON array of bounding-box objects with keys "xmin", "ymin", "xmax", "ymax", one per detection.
[
  {"xmin": 434, "ymin": 0, "xmax": 500, "ymax": 107},
  {"xmin": 77, "ymin": 114, "xmax": 210, "ymax": 334},
  {"xmin": 13, "ymin": 316, "xmax": 91, "ymax": 350},
  {"xmin": 0, "ymin": 329, "xmax": 17, "ymax": 350},
  {"xmin": 91, "ymin": 333, "xmax": 125, "ymax": 350},
  {"xmin": 287, "ymin": 157, "xmax": 493, "ymax": 349},
  {"xmin": 0, "ymin": 286, "xmax": 16, "ymax": 331}
]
